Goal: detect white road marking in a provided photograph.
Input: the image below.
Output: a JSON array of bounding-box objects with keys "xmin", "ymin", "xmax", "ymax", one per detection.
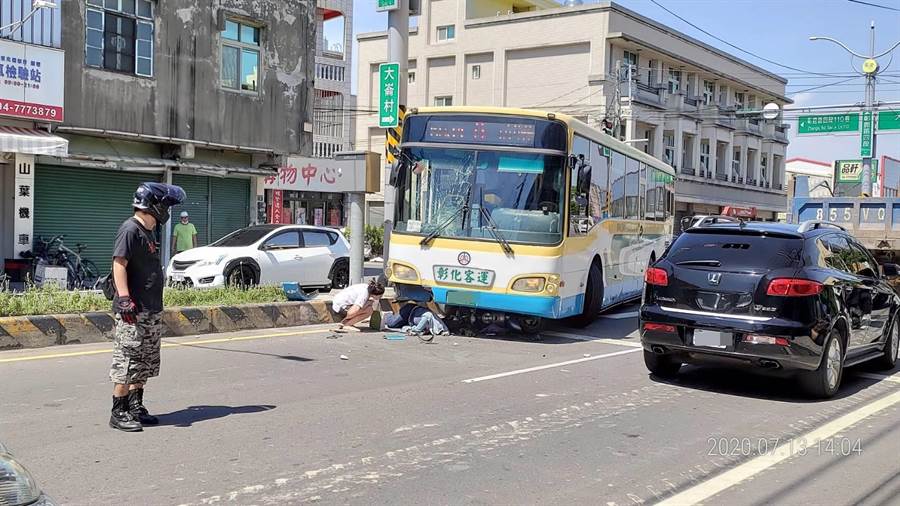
[
  {"xmin": 658, "ymin": 387, "xmax": 900, "ymax": 505},
  {"xmin": 461, "ymin": 348, "xmax": 641, "ymax": 383},
  {"xmin": 857, "ymin": 372, "xmax": 900, "ymax": 384},
  {"xmin": 601, "ymin": 310, "xmax": 640, "ymax": 319},
  {"xmin": 543, "ymin": 331, "xmax": 643, "ymax": 348}
]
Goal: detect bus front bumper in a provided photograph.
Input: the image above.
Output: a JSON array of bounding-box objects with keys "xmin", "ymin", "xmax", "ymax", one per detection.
[{"xmin": 428, "ymin": 286, "xmax": 579, "ymax": 319}]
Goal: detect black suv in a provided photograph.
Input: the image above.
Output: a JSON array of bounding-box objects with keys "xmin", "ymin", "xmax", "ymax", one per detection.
[{"xmin": 640, "ymin": 219, "xmax": 900, "ymax": 398}]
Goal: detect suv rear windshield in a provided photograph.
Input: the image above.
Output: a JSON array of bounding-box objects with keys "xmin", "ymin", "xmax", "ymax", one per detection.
[{"xmin": 667, "ymin": 231, "xmax": 803, "ymax": 269}]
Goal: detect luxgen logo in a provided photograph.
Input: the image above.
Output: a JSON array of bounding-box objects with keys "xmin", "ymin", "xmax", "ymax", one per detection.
[{"xmin": 708, "ymin": 272, "xmax": 722, "ymax": 286}]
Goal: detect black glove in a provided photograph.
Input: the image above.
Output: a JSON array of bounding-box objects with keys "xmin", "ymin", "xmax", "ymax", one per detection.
[{"xmin": 114, "ymin": 296, "xmax": 137, "ymax": 325}]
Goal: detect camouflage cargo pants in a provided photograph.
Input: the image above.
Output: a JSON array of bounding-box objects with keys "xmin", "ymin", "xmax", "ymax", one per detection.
[{"xmin": 109, "ymin": 312, "xmax": 163, "ymax": 384}]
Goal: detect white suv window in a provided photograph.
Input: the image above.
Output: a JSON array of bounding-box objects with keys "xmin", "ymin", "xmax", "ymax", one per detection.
[
  {"xmin": 263, "ymin": 231, "xmax": 300, "ymax": 249},
  {"xmin": 302, "ymin": 230, "xmax": 333, "ymax": 248}
]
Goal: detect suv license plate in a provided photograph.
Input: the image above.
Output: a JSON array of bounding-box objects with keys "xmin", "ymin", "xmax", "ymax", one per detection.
[{"xmin": 693, "ymin": 329, "xmax": 731, "ymax": 349}]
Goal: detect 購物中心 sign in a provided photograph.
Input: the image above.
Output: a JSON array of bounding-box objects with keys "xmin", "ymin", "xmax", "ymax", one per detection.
[
  {"xmin": 835, "ymin": 159, "xmax": 878, "ymax": 183},
  {"xmin": 262, "ymin": 154, "xmax": 380, "ymax": 194},
  {"xmin": 0, "ymin": 39, "xmax": 63, "ymax": 122}
]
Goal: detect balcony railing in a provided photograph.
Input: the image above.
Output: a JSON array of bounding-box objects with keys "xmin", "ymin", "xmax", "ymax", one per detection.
[{"xmin": 316, "ymin": 62, "xmax": 347, "ymax": 83}]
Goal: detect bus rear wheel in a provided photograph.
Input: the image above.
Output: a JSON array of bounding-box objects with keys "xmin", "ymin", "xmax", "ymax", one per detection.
[{"xmin": 570, "ymin": 263, "xmax": 603, "ymax": 328}]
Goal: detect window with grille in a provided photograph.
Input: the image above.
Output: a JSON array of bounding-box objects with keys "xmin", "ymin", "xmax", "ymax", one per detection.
[{"xmin": 85, "ymin": 0, "xmax": 154, "ymax": 77}]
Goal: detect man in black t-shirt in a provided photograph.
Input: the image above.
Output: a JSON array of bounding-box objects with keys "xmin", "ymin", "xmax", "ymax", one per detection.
[{"xmin": 109, "ymin": 182, "xmax": 185, "ymax": 432}]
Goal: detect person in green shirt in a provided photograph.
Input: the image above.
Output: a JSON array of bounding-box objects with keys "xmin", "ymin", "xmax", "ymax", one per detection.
[{"xmin": 172, "ymin": 211, "xmax": 198, "ymax": 255}]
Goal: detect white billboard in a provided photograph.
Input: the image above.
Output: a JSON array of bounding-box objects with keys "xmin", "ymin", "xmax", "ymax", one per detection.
[{"xmin": 0, "ymin": 39, "xmax": 64, "ymax": 122}]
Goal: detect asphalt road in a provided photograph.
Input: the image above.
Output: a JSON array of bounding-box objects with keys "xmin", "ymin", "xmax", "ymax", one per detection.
[{"xmin": 3, "ymin": 303, "xmax": 900, "ymax": 505}]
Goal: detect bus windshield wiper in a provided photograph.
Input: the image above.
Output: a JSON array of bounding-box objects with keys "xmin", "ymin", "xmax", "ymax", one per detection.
[
  {"xmin": 478, "ymin": 187, "xmax": 514, "ymax": 256},
  {"xmin": 420, "ymin": 204, "xmax": 468, "ymax": 246}
]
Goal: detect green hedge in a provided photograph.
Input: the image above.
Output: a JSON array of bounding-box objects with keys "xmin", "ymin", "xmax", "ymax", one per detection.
[{"xmin": 0, "ymin": 286, "xmax": 288, "ymax": 317}]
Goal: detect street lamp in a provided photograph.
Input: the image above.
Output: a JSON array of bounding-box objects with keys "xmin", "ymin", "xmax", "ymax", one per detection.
[
  {"xmin": 0, "ymin": 1, "xmax": 57, "ymax": 35},
  {"xmin": 809, "ymin": 22, "xmax": 900, "ymax": 196}
]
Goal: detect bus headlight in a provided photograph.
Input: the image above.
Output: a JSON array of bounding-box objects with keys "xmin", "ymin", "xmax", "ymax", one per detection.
[
  {"xmin": 512, "ymin": 277, "xmax": 546, "ymax": 293},
  {"xmin": 546, "ymin": 274, "xmax": 560, "ymax": 295},
  {"xmin": 393, "ymin": 264, "xmax": 419, "ymax": 281}
]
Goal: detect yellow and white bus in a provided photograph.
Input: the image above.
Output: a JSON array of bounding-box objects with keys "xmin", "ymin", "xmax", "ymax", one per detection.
[{"xmin": 386, "ymin": 107, "xmax": 674, "ymax": 329}]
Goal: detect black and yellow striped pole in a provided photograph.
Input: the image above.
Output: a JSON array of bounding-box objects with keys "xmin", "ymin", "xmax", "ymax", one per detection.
[{"xmin": 385, "ymin": 105, "xmax": 406, "ymax": 165}]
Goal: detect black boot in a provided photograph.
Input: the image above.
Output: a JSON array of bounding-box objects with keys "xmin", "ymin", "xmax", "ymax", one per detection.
[
  {"xmin": 128, "ymin": 389, "xmax": 159, "ymax": 425},
  {"xmin": 110, "ymin": 395, "xmax": 142, "ymax": 432}
]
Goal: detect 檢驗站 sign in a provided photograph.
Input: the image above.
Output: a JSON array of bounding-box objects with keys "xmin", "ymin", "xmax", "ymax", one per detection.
[
  {"xmin": 861, "ymin": 111, "xmax": 874, "ymax": 157},
  {"xmin": 0, "ymin": 39, "xmax": 63, "ymax": 122},
  {"xmin": 797, "ymin": 113, "xmax": 859, "ymax": 134},
  {"xmin": 379, "ymin": 62, "xmax": 400, "ymax": 128}
]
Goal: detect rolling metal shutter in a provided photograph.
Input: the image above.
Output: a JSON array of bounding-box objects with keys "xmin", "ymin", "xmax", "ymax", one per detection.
[
  {"xmin": 34, "ymin": 166, "xmax": 160, "ymax": 274},
  {"xmin": 172, "ymin": 174, "xmax": 250, "ymax": 246},
  {"xmin": 172, "ymin": 174, "xmax": 211, "ymax": 246},
  {"xmin": 210, "ymin": 177, "xmax": 250, "ymax": 243}
]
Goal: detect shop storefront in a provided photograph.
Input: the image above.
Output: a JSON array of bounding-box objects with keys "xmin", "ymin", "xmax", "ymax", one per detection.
[{"xmin": 264, "ymin": 189, "xmax": 345, "ymax": 227}]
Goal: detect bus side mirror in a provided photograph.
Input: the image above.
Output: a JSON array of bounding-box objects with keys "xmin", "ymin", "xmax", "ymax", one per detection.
[
  {"xmin": 577, "ymin": 164, "xmax": 592, "ymax": 196},
  {"xmin": 388, "ymin": 160, "xmax": 405, "ymax": 187}
]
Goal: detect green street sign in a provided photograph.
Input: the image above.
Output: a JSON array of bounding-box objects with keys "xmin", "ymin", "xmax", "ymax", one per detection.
[
  {"xmin": 879, "ymin": 110, "xmax": 900, "ymax": 131},
  {"xmin": 797, "ymin": 113, "xmax": 859, "ymax": 134},
  {"xmin": 861, "ymin": 111, "xmax": 874, "ymax": 157},
  {"xmin": 378, "ymin": 62, "xmax": 400, "ymax": 128},
  {"xmin": 376, "ymin": 0, "xmax": 399, "ymax": 11}
]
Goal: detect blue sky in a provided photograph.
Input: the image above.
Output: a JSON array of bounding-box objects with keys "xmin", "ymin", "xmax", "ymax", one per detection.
[{"xmin": 350, "ymin": 0, "xmax": 900, "ymax": 162}]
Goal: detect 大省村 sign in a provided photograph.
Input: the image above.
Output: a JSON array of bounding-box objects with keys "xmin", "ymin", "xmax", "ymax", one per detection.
[{"xmin": 0, "ymin": 39, "xmax": 63, "ymax": 122}]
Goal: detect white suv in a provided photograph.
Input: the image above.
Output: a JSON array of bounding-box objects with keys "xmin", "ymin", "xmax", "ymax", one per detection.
[{"xmin": 167, "ymin": 224, "xmax": 350, "ymax": 290}]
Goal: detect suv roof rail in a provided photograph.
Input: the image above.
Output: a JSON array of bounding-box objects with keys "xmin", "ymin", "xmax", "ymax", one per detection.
[
  {"xmin": 797, "ymin": 220, "xmax": 847, "ymax": 233},
  {"xmin": 691, "ymin": 215, "xmax": 742, "ymax": 227}
]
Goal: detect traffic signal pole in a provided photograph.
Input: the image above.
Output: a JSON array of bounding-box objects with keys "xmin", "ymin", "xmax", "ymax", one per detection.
[{"xmin": 382, "ymin": 2, "xmax": 409, "ymax": 270}]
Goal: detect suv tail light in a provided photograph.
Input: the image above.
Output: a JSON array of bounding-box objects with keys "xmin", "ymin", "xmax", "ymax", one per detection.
[
  {"xmin": 766, "ymin": 278, "xmax": 823, "ymax": 297},
  {"xmin": 644, "ymin": 323, "xmax": 676, "ymax": 333},
  {"xmin": 645, "ymin": 267, "xmax": 668, "ymax": 286}
]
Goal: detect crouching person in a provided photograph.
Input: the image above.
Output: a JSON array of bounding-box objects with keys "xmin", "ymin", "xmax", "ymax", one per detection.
[
  {"xmin": 333, "ymin": 280, "xmax": 385, "ymax": 332},
  {"xmin": 109, "ymin": 182, "xmax": 186, "ymax": 432}
]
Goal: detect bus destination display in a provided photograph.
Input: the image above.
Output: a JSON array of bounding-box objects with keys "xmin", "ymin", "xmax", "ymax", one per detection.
[{"xmin": 423, "ymin": 119, "xmax": 536, "ymax": 147}]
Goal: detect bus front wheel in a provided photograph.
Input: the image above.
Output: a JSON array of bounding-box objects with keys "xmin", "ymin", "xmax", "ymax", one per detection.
[{"xmin": 570, "ymin": 263, "xmax": 603, "ymax": 328}]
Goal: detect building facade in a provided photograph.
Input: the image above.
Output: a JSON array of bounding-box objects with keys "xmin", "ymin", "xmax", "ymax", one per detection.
[
  {"xmin": 356, "ymin": 0, "xmax": 791, "ymax": 227},
  {"xmin": 266, "ymin": 0, "xmax": 354, "ymax": 229},
  {"xmin": 0, "ymin": 0, "xmax": 316, "ymax": 274}
]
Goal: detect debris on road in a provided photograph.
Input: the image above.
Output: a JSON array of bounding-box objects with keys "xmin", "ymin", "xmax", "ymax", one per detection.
[
  {"xmin": 339, "ymin": 354, "xmax": 349, "ymax": 360},
  {"xmin": 385, "ymin": 334, "xmax": 406, "ymax": 341}
]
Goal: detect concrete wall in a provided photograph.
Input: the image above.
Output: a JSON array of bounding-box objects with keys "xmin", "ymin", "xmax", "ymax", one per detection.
[{"xmin": 61, "ymin": 0, "xmax": 315, "ymax": 155}]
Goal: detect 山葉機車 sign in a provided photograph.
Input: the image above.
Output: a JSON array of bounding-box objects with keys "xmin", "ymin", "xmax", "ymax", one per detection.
[{"xmin": 0, "ymin": 39, "xmax": 63, "ymax": 122}]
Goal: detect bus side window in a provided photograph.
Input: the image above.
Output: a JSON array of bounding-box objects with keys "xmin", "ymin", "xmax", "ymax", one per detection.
[
  {"xmin": 646, "ymin": 167, "xmax": 659, "ymax": 221},
  {"xmin": 625, "ymin": 156, "xmax": 640, "ymax": 219},
  {"xmin": 590, "ymin": 142, "xmax": 609, "ymax": 222},
  {"xmin": 610, "ymin": 150, "xmax": 626, "ymax": 218},
  {"xmin": 569, "ymin": 135, "xmax": 592, "ymax": 235}
]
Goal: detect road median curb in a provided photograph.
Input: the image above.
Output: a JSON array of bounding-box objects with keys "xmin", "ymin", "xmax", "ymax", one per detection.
[{"xmin": 0, "ymin": 300, "xmax": 345, "ymax": 351}]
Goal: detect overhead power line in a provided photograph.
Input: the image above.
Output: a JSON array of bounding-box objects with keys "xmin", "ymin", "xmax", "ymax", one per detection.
[
  {"xmin": 848, "ymin": 0, "xmax": 900, "ymax": 12},
  {"xmin": 648, "ymin": 0, "xmax": 852, "ymax": 77}
]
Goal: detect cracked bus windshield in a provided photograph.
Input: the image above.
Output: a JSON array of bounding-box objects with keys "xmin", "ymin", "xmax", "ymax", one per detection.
[{"xmin": 395, "ymin": 147, "xmax": 566, "ymax": 245}]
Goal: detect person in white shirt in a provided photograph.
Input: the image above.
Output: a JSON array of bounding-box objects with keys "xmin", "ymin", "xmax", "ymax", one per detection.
[{"xmin": 332, "ymin": 280, "xmax": 385, "ymax": 332}]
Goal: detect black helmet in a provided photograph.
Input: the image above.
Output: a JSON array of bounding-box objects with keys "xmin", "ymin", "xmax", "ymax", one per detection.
[{"xmin": 133, "ymin": 182, "xmax": 186, "ymax": 223}]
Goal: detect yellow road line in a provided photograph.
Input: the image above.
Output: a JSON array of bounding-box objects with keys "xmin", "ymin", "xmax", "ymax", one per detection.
[{"xmin": 0, "ymin": 328, "xmax": 331, "ymax": 364}]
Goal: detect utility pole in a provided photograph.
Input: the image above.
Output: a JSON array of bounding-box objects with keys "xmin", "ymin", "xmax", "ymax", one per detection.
[
  {"xmin": 382, "ymin": 1, "xmax": 409, "ymax": 270},
  {"xmin": 810, "ymin": 22, "xmax": 900, "ymax": 196}
]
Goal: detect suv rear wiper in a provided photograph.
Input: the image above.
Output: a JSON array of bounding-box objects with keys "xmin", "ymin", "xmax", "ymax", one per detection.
[{"xmin": 676, "ymin": 259, "xmax": 721, "ymax": 267}]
